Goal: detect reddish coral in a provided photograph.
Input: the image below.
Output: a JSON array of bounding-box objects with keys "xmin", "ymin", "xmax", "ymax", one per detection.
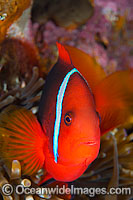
[{"xmin": 0, "ymin": 38, "xmax": 41, "ymax": 92}]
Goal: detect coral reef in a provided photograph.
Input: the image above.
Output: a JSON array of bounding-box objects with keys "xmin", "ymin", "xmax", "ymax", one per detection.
[
  {"xmin": 33, "ymin": 0, "xmax": 132, "ymax": 74},
  {"xmin": 0, "ymin": 0, "xmax": 31, "ymax": 43},
  {"xmin": 32, "ymin": 0, "xmax": 93, "ymax": 29},
  {"xmin": 0, "ymin": 0, "xmax": 132, "ymax": 199}
]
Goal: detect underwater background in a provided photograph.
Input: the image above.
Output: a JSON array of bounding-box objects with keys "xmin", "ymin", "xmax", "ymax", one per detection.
[{"xmin": 0, "ymin": 0, "xmax": 133, "ymax": 199}]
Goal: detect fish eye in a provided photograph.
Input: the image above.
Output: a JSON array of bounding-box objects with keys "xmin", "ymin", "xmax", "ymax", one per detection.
[{"xmin": 64, "ymin": 113, "xmax": 72, "ymax": 126}]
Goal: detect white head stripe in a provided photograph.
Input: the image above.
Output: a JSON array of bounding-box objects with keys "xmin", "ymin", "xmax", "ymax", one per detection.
[{"xmin": 53, "ymin": 68, "xmax": 79, "ymax": 163}]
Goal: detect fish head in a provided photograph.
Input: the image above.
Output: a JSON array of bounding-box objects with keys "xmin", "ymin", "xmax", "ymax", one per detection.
[
  {"xmin": 55, "ymin": 71, "xmax": 101, "ymax": 166},
  {"xmin": 42, "ymin": 70, "xmax": 100, "ymax": 181}
]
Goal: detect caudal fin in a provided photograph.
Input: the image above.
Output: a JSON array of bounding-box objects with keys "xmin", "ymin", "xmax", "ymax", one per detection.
[{"xmin": 0, "ymin": 105, "xmax": 46, "ymax": 175}]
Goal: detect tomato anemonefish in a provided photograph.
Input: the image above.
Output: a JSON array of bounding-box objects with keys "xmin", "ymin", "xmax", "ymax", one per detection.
[
  {"xmin": 0, "ymin": 43, "xmax": 133, "ymax": 183},
  {"xmin": 37, "ymin": 43, "xmax": 100, "ymax": 181}
]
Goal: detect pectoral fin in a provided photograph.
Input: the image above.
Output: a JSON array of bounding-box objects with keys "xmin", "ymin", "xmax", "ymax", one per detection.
[{"xmin": 0, "ymin": 105, "xmax": 46, "ymax": 175}]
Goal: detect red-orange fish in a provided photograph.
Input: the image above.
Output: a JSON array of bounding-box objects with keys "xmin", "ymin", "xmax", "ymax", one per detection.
[{"xmin": 0, "ymin": 43, "xmax": 133, "ymax": 183}]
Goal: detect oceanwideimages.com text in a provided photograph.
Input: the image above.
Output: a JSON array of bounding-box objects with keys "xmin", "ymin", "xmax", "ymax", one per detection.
[{"xmin": 1, "ymin": 183, "xmax": 132, "ymax": 197}]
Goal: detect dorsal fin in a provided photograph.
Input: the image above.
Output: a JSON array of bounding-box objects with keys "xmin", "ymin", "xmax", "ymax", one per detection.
[
  {"xmin": 64, "ymin": 44, "xmax": 106, "ymax": 92},
  {"xmin": 94, "ymin": 70, "xmax": 133, "ymax": 135},
  {"xmin": 56, "ymin": 42, "xmax": 72, "ymax": 65}
]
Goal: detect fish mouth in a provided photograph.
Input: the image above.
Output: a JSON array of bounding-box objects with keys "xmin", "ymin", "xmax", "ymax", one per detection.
[
  {"xmin": 79, "ymin": 137, "xmax": 99, "ymax": 146},
  {"xmin": 81, "ymin": 141, "xmax": 98, "ymax": 145}
]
